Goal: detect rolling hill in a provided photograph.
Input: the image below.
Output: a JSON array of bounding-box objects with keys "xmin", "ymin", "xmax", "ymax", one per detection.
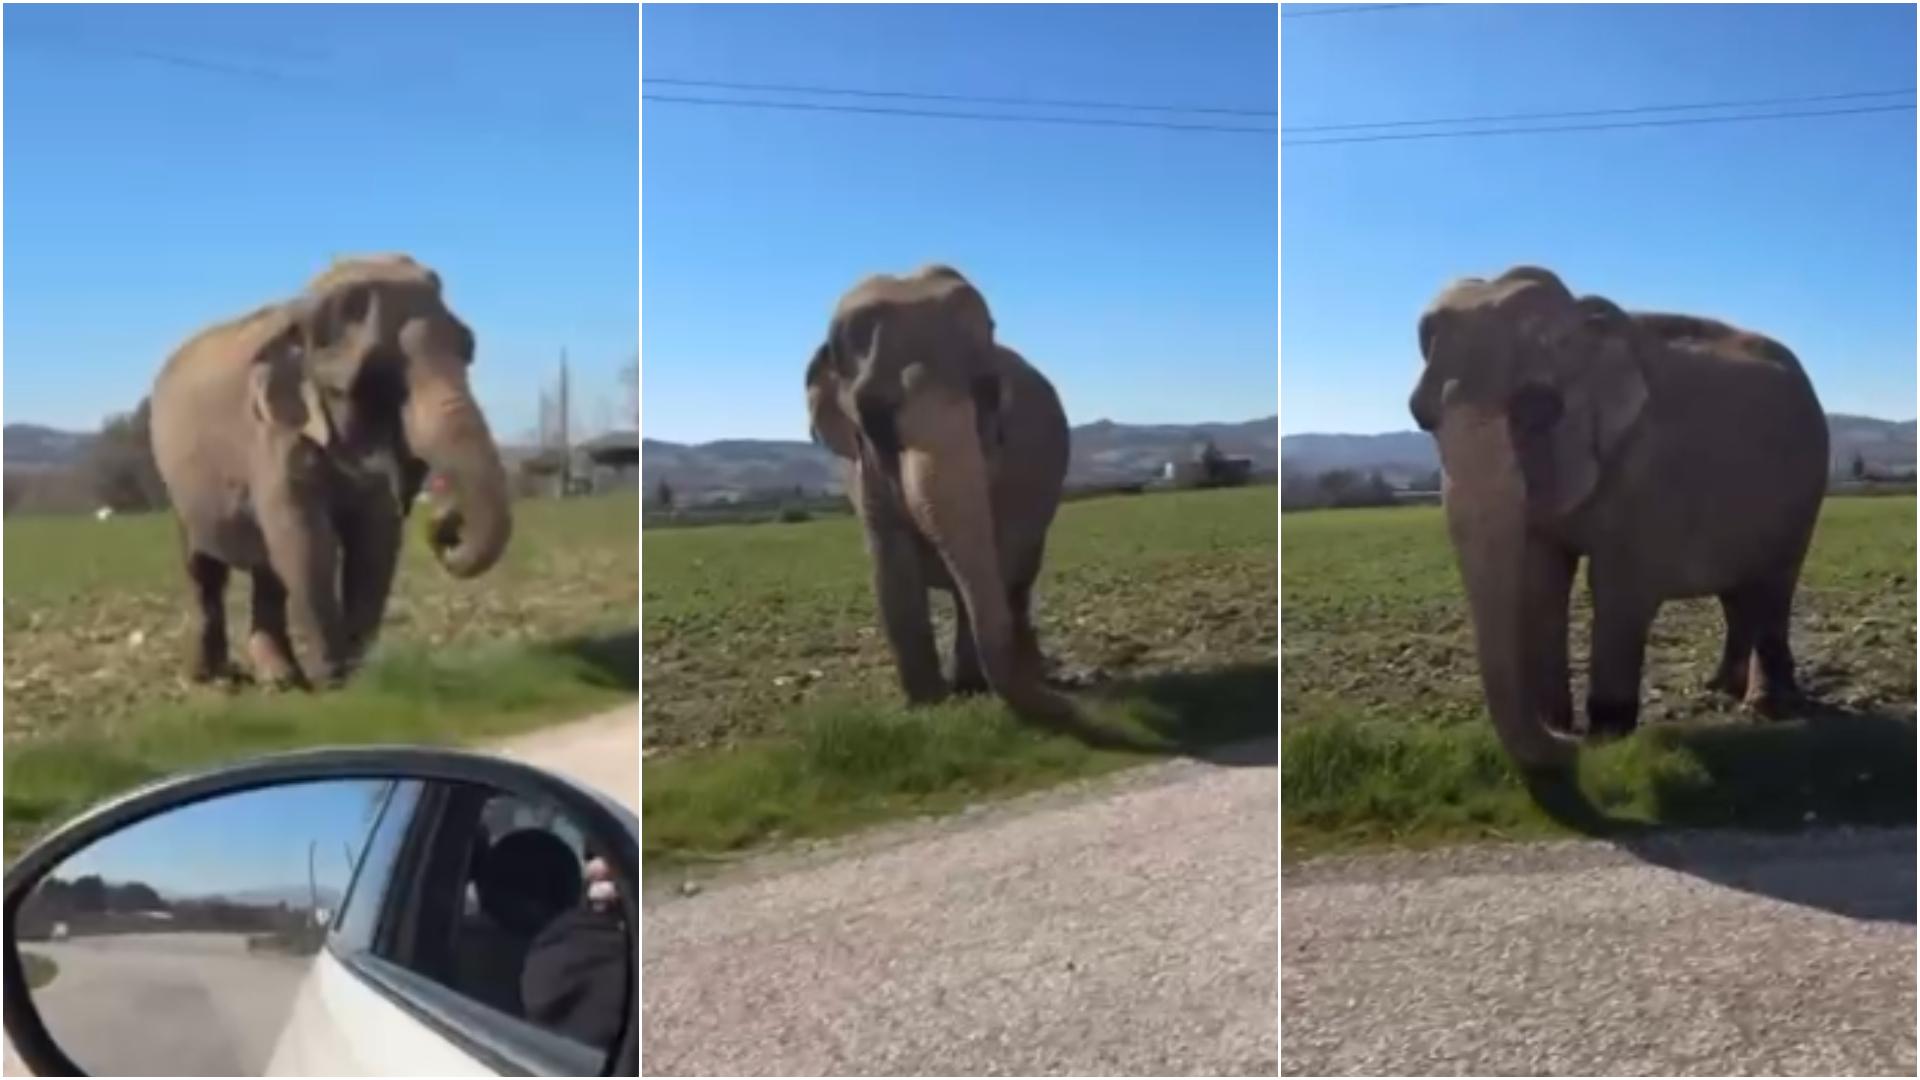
[
  {"xmin": 1283, "ymin": 413, "xmax": 1916, "ymax": 486},
  {"xmin": 643, "ymin": 416, "xmax": 1279, "ymax": 499}
]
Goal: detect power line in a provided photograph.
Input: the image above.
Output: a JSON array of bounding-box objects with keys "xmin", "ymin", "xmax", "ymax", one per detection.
[
  {"xmin": 1282, "ymin": 4, "xmax": 1424, "ymax": 19},
  {"xmin": 643, "ymin": 93, "xmax": 1275, "ymax": 135},
  {"xmin": 1289, "ymin": 87, "xmax": 1915, "ymax": 133},
  {"xmin": 644, "ymin": 76, "xmax": 1272, "ymax": 118},
  {"xmin": 1284, "ymin": 102, "xmax": 1915, "ymax": 146}
]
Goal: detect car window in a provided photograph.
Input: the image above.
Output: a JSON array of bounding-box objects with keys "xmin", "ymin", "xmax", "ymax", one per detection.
[
  {"xmin": 342, "ymin": 784, "xmax": 629, "ymax": 1071},
  {"xmin": 330, "ymin": 778, "xmax": 422, "ymax": 951}
]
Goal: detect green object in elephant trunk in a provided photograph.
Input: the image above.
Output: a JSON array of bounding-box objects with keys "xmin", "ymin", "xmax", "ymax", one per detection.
[{"xmin": 1410, "ymin": 265, "xmax": 1829, "ymax": 769}]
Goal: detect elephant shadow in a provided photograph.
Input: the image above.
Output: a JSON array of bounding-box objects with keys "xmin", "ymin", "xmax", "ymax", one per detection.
[
  {"xmin": 1526, "ymin": 701, "xmax": 1916, "ymax": 924},
  {"xmin": 549, "ymin": 628, "xmax": 639, "ymax": 693},
  {"xmin": 1067, "ymin": 661, "xmax": 1278, "ymax": 767}
]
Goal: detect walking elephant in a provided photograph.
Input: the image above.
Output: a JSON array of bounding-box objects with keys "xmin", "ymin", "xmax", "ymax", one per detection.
[
  {"xmin": 1409, "ymin": 265, "xmax": 1829, "ymax": 769},
  {"xmin": 150, "ymin": 254, "xmax": 512, "ymax": 688},
  {"xmin": 805, "ymin": 264, "xmax": 1076, "ymax": 721}
]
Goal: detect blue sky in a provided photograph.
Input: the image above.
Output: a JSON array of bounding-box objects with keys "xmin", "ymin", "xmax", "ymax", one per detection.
[
  {"xmin": 1282, "ymin": 2, "xmax": 1916, "ymax": 435},
  {"xmin": 60, "ymin": 780, "xmax": 392, "ymax": 900},
  {"xmin": 642, "ymin": 3, "xmax": 1278, "ymax": 444},
  {"xmin": 4, "ymin": 3, "xmax": 637, "ymax": 441}
]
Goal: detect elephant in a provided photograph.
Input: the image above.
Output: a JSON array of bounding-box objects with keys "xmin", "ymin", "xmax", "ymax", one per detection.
[
  {"xmin": 805, "ymin": 264, "xmax": 1077, "ymax": 721},
  {"xmin": 150, "ymin": 253, "xmax": 512, "ymax": 688},
  {"xmin": 1409, "ymin": 265, "xmax": 1829, "ymax": 770}
]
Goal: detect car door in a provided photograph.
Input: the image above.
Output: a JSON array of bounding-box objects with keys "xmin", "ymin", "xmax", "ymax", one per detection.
[{"xmin": 266, "ymin": 777, "xmax": 626, "ymax": 1076}]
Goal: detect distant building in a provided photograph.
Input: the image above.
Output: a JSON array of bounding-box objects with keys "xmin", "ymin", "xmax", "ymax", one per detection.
[
  {"xmin": 518, "ymin": 430, "xmax": 639, "ymax": 497},
  {"xmin": 1163, "ymin": 440, "xmax": 1253, "ymax": 488}
]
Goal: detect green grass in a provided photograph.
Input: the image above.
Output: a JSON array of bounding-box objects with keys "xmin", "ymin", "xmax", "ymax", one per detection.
[
  {"xmin": 643, "ymin": 487, "xmax": 1277, "ymax": 865},
  {"xmin": 1281, "ymin": 496, "xmax": 1916, "ymax": 857},
  {"xmin": 21, "ymin": 950, "xmax": 57, "ymax": 989},
  {"xmin": 5, "ymin": 495, "xmax": 639, "ymax": 856}
]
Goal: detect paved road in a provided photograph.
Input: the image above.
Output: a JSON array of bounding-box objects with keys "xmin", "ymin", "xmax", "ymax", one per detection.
[
  {"xmin": 22, "ymin": 932, "xmax": 309, "ymax": 1076},
  {"xmin": 1282, "ymin": 828, "xmax": 1916, "ymax": 1076},
  {"xmin": 642, "ymin": 743, "xmax": 1279, "ymax": 1076}
]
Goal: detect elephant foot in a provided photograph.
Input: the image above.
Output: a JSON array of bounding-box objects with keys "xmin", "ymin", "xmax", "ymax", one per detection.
[
  {"xmin": 1585, "ymin": 696, "xmax": 1640, "ymax": 741},
  {"xmin": 1741, "ymin": 687, "xmax": 1800, "ymax": 720},
  {"xmin": 1705, "ymin": 669, "xmax": 1748, "ymax": 698},
  {"xmin": 246, "ymin": 633, "xmax": 307, "ymax": 691},
  {"xmin": 948, "ymin": 671, "xmax": 991, "ymax": 697},
  {"xmin": 189, "ymin": 656, "xmax": 235, "ymax": 684},
  {"xmin": 900, "ymin": 680, "xmax": 950, "ymax": 708}
]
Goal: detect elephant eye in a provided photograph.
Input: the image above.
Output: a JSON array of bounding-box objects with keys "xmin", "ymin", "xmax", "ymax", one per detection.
[
  {"xmin": 1508, "ymin": 383, "xmax": 1564, "ymax": 435},
  {"xmin": 339, "ymin": 287, "xmax": 373, "ymax": 326}
]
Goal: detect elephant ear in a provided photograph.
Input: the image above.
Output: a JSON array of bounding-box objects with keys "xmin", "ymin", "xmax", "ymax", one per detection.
[
  {"xmin": 971, "ymin": 348, "xmax": 1020, "ymax": 453},
  {"xmin": 805, "ymin": 343, "xmax": 860, "ymax": 460},
  {"xmin": 1510, "ymin": 296, "xmax": 1649, "ymax": 519},
  {"xmin": 248, "ymin": 328, "xmax": 333, "ymax": 447}
]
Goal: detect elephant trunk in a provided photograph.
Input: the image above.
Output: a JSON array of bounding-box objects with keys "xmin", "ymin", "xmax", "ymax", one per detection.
[
  {"xmin": 407, "ymin": 380, "xmax": 512, "ymax": 579},
  {"xmin": 1436, "ymin": 402, "xmax": 1577, "ymax": 771},
  {"xmin": 895, "ymin": 393, "xmax": 1072, "ymax": 722}
]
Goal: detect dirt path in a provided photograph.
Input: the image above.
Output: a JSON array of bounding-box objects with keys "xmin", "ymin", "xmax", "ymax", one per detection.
[{"xmin": 485, "ymin": 702, "xmax": 638, "ymax": 812}]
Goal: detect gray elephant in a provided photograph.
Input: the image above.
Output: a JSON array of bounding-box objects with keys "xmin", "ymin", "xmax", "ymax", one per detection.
[
  {"xmin": 1409, "ymin": 266, "xmax": 1829, "ymax": 769},
  {"xmin": 805, "ymin": 264, "xmax": 1076, "ymax": 721},
  {"xmin": 150, "ymin": 254, "xmax": 512, "ymax": 688}
]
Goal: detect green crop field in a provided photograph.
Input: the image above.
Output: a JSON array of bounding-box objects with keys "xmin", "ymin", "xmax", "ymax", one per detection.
[
  {"xmin": 1281, "ymin": 496, "xmax": 1917, "ymax": 855},
  {"xmin": 4, "ymin": 495, "xmax": 639, "ymax": 854},
  {"xmin": 642, "ymin": 485, "xmax": 1279, "ymax": 865}
]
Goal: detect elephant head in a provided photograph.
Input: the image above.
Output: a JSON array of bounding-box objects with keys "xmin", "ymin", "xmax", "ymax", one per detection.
[
  {"xmin": 1409, "ymin": 266, "xmax": 1651, "ymax": 768},
  {"xmin": 805, "ymin": 265, "xmax": 1065, "ymax": 720},
  {"xmin": 269, "ymin": 254, "xmax": 511, "ymax": 578}
]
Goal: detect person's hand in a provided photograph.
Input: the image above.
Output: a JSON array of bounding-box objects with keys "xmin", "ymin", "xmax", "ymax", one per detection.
[{"xmin": 585, "ymin": 856, "xmax": 617, "ymax": 910}]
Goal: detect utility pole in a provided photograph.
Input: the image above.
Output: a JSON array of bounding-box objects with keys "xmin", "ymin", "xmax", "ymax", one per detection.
[{"xmin": 559, "ymin": 348, "xmax": 571, "ymax": 497}]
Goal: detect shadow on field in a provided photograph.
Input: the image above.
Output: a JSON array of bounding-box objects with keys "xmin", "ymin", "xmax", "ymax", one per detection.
[
  {"xmin": 550, "ymin": 628, "xmax": 639, "ymax": 692},
  {"xmin": 1082, "ymin": 661, "xmax": 1277, "ymax": 767},
  {"xmin": 1528, "ymin": 702, "xmax": 1916, "ymax": 924}
]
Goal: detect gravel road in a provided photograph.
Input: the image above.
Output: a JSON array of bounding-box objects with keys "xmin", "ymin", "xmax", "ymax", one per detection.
[
  {"xmin": 642, "ymin": 741, "xmax": 1279, "ymax": 1076},
  {"xmin": 1282, "ymin": 827, "xmax": 1916, "ymax": 1076}
]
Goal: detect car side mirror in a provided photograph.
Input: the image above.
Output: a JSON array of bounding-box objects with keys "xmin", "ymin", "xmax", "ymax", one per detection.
[{"xmin": 3, "ymin": 747, "xmax": 638, "ymax": 1077}]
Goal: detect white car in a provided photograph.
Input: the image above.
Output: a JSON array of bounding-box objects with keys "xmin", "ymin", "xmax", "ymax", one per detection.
[{"xmin": 5, "ymin": 748, "xmax": 637, "ymax": 1077}]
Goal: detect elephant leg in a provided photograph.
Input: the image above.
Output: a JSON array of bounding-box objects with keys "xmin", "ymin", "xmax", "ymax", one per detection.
[
  {"xmin": 247, "ymin": 568, "xmax": 305, "ymax": 689},
  {"xmin": 1744, "ymin": 575, "xmax": 1803, "ymax": 716},
  {"xmin": 866, "ymin": 525, "xmax": 944, "ymax": 704},
  {"xmin": 339, "ymin": 499, "xmax": 403, "ymax": 666},
  {"xmin": 1585, "ymin": 567, "xmax": 1657, "ymax": 741},
  {"xmin": 948, "ymin": 591, "xmax": 989, "ymax": 696},
  {"xmin": 186, "ymin": 552, "xmax": 232, "ymax": 682},
  {"xmin": 1525, "ymin": 542, "xmax": 1578, "ymax": 736},
  {"xmin": 1707, "ymin": 592, "xmax": 1756, "ymax": 698},
  {"xmin": 255, "ymin": 487, "xmax": 348, "ymax": 689}
]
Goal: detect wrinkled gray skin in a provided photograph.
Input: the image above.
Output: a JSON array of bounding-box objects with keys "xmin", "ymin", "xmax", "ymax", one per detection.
[
  {"xmin": 1410, "ymin": 266, "xmax": 1829, "ymax": 770},
  {"xmin": 806, "ymin": 265, "xmax": 1076, "ymax": 721},
  {"xmin": 151, "ymin": 254, "xmax": 511, "ymax": 688}
]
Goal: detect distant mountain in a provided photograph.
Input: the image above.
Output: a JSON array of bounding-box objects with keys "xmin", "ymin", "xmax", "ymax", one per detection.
[
  {"xmin": 643, "ymin": 416, "xmax": 1279, "ymax": 500},
  {"xmin": 4, "ymin": 424, "xmax": 95, "ymax": 472},
  {"xmin": 1284, "ymin": 413, "xmax": 1917, "ymax": 485}
]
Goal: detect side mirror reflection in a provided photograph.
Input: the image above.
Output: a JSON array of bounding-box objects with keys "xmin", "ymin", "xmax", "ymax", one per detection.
[{"xmin": 9, "ymin": 773, "xmax": 634, "ymax": 1077}]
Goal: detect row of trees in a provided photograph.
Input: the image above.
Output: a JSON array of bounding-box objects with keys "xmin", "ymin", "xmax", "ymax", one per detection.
[
  {"xmin": 1282, "ymin": 467, "xmax": 1441, "ymax": 512},
  {"xmin": 5, "ymin": 399, "xmax": 166, "ymax": 516}
]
